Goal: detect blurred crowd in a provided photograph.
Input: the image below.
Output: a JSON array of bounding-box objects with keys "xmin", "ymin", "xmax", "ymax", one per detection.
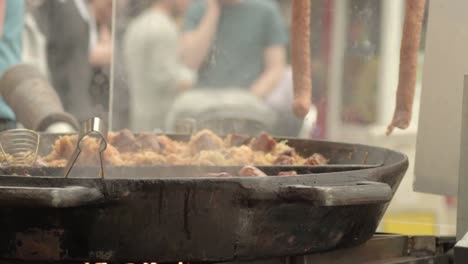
[{"xmin": 3, "ymin": 0, "xmax": 306, "ymax": 136}]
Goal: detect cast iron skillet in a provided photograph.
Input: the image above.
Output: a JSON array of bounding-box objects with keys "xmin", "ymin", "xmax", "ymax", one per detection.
[{"xmin": 0, "ymin": 134, "xmax": 408, "ymax": 263}]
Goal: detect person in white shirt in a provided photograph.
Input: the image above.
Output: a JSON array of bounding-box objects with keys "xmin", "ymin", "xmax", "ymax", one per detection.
[
  {"xmin": 33, "ymin": 0, "xmax": 113, "ymax": 122},
  {"xmin": 124, "ymin": 0, "xmax": 195, "ymax": 132}
]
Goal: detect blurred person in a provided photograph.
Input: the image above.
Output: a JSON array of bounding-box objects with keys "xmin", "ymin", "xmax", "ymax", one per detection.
[
  {"xmin": 23, "ymin": 0, "xmax": 48, "ymax": 78},
  {"xmin": 181, "ymin": 0, "xmax": 287, "ymax": 99},
  {"xmin": 88, "ymin": 0, "xmax": 113, "ymax": 121},
  {"xmin": 124, "ymin": 0, "xmax": 196, "ymax": 131},
  {"xmin": 0, "ymin": 0, "xmax": 24, "ymax": 130},
  {"xmin": 88, "ymin": 0, "xmax": 113, "ymax": 67},
  {"xmin": 34, "ymin": 0, "xmax": 113, "ymax": 122}
]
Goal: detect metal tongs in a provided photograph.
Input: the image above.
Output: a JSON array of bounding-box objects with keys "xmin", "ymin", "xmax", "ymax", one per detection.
[{"xmin": 64, "ymin": 117, "xmax": 108, "ymax": 178}]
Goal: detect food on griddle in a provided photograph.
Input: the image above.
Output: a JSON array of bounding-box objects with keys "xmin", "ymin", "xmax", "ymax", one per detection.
[
  {"xmin": 274, "ymin": 149, "xmax": 297, "ymax": 165},
  {"xmin": 42, "ymin": 135, "xmax": 124, "ymax": 167},
  {"xmin": 251, "ymin": 132, "xmax": 277, "ymax": 152},
  {"xmin": 135, "ymin": 133, "xmax": 161, "ymax": 152},
  {"xmin": 387, "ymin": 0, "xmax": 426, "ymax": 135},
  {"xmin": 239, "ymin": 166, "xmax": 268, "ymax": 177},
  {"xmin": 189, "ymin": 129, "xmax": 224, "ymax": 154},
  {"xmin": 274, "ymin": 155, "xmax": 294, "ymax": 165},
  {"xmin": 226, "ymin": 133, "xmax": 250, "ymax": 147},
  {"xmin": 40, "ymin": 129, "xmax": 328, "ymax": 167},
  {"xmin": 305, "ymin": 153, "xmax": 328, "ymax": 165},
  {"xmin": 108, "ymin": 128, "xmax": 138, "ymax": 152}
]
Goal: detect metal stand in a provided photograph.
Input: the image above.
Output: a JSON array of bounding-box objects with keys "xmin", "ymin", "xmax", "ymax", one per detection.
[
  {"xmin": 455, "ymin": 75, "xmax": 468, "ymax": 262},
  {"xmin": 457, "ymin": 75, "xmax": 468, "ymax": 239}
]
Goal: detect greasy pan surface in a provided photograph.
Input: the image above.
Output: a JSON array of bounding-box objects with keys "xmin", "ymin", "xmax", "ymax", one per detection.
[{"xmin": 0, "ymin": 135, "xmax": 408, "ymax": 263}]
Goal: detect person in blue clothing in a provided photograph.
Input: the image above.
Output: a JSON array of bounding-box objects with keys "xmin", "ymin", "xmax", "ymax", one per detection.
[
  {"xmin": 0, "ymin": 0, "xmax": 24, "ymax": 131},
  {"xmin": 181, "ymin": 0, "xmax": 288, "ymax": 98}
]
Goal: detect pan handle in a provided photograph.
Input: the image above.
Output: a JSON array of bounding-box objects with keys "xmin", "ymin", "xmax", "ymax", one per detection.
[
  {"xmin": 0, "ymin": 185, "xmax": 104, "ymax": 208},
  {"xmin": 277, "ymin": 181, "xmax": 392, "ymax": 206}
]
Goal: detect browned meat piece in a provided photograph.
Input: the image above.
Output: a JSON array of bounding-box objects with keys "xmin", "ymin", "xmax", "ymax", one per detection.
[
  {"xmin": 239, "ymin": 166, "xmax": 267, "ymax": 177},
  {"xmin": 226, "ymin": 134, "xmax": 250, "ymax": 147},
  {"xmin": 304, "ymin": 153, "xmax": 328, "ymax": 165},
  {"xmin": 189, "ymin": 129, "xmax": 224, "ymax": 154},
  {"xmin": 279, "ymin": 149, "xmax": 296, "ymax": 157},
  {"xmin": 251, "ymin": 132, "xmax": 276, "ymax": 153},
  {"xmin": 206, "ymin": 172, "xmax": 232, "ymax": 177},
  {"xmin": 278, "ymin": 171, "xmax": 298, "ymax": 176},
  {"xmin": 291, "ymin": 0, "xmax": 312, "ymax": 118},
  {"xmin": 157, "ymin": 135, "xmax": 179, "ymax": 154},
  {"xmin": 387, "ymin": 0, "xmax": 426, "ymax": 135},
  {"xmin": 274, "ymin": 155, "xmax": 294, "ymax": 165},
  {"xmin": 135, "ymin": 133, "xmax": 161, "ymax": 152},
  {"xmin": 110, "ymin": 129, "xmax": 138, "ymax": 153}
]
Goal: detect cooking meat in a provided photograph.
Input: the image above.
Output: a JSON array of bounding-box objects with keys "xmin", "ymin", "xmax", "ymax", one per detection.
[
  {"xmin": 194, "ymin": 151, "xmax": 227, "ymax": 166},
  {"xmin": 274, "ymin": 155, "xmax": 294, "ymax": 165},
  {"xmin": 135, "ymin": 133, "xmax": 161, "ymax": 152},
  {"xmin": 206, "ymin": 172, "xmax": 232, "ymax": 177},
  {"xmin": 291, "ymin": 0, "xmax": 312, "ymax": 118},
  {"xmin": 225, "ymin": 145, "xmax": 254, "ymax": 165},
  {"xmin": 251, "ymin": 132, "xmax": 276, "ymax": 152},
  {"xmin": 225, "ymin": 134, "xmax": 250, "ymax": 147},
  {"xmin": 239, "ymin": 166, "xmax": 267, "ymax": 177},
  {"xmin": 157, "ymin": 135, "xmax": 181, "ymax": 155},
  {"xmin": 189, "ymin": 129, "xmax": 224, "ymax": 154},
  {"xmin": 77, "ymin": 136, "xmax": 122, "ymax": 166},
  {"xmin": 110, "ymin": 130, "xmax": 161, "ymax": 153},
  {"xmin": 279, "ymin": 149, "xmax": 296, "ymax": 157},
  {"xmin": 304, "ymin": 153, "xmax": 328, "ymax": 165},
  {"xmin": 109, "ymin": 129, "xmax": 137, "ymax": 153},
  {"xmin": 102, "ymin": 144, "xmax": 124, "ymax": 166},
  {"xmin": 387, "ymin": 0, "xmax": 426, "ymax": 135},
  {"xmin": 43, "ymin": 135, "xmax": 77, "ymax": 162},
  {"xmin": 41, "ymin": 129, "xmax": 328, "ymax": 167},
  {"xmin": 43, "ymin": 135, "xmax": 124, "ymax": 167},
  {"xmin": 278, "ymin": 171, "xmax": 298, "ymax": 176}
]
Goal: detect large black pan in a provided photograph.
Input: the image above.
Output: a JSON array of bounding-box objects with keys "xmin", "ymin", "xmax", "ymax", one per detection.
[{"xmin": 0, "ymin": 135, "xmax": 408, "ymax": 263}]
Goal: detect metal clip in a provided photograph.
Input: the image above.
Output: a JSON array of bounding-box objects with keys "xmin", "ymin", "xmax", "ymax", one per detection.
[{"xmin": 64, "ymin": 117, "xmax": 108, "ymax": 178}]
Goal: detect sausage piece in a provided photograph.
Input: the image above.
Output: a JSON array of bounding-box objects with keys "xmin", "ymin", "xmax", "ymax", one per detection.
[
  {"xmin": 189, "ymin": 129, "xmax": 224, "ymax": 154},
  {"xmin": 239, "ymin": 166, "xmax": 267, "ymax": 177},
  {"xmin": 291, "ymin": 0, "xmax": 312, "ymax": 118},
  {"xmin": 250, "ymin": 132, "xmax": 276, "ymax": 153},
  {"xmin": 387, "ymin": 0, "xmax": 426, "ymax": 135},
  {"xmin": 304, "ymin": 153, "xmax": 328, "ymax": 165}
]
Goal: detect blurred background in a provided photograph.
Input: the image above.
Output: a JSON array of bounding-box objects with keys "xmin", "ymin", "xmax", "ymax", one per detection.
[{"xmin": 14, "ymin": 0, "xmax": 453, "ymax": 236}]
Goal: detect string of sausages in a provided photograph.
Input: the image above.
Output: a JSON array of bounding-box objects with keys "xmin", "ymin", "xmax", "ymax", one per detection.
[
  {"xmin": 290, "ymin": 0, "xmax": 426, "ymax": 135},
  {"xmin": 291, "ymin": 0, "xmax": 312, "ymax": 118},
  {"xmin": 387, "ymin": 0, "xmax": 427, "ymax": 135}
]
